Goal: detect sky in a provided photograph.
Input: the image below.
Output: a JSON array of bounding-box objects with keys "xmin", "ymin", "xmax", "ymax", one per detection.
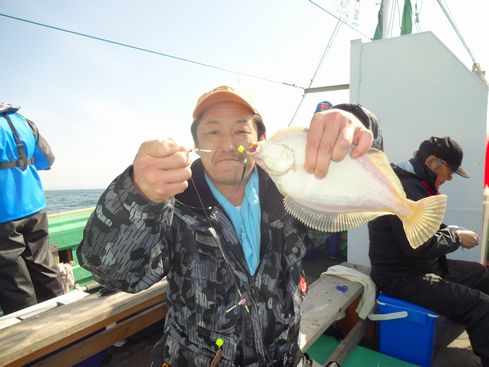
[{"xmin": 1, "ymin": 0, "xmax": 488, "ymax": 190}]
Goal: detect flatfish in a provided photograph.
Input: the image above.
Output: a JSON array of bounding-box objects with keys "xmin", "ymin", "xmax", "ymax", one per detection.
[{"xmin": 249, "ymin": 127, "xmax": 447, "ymax": 248}]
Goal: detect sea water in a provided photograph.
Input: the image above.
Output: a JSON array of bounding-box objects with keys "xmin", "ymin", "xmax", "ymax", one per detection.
[{"xmin": 45, "ymin": 189, "xmax": 105, "ymax": 214}]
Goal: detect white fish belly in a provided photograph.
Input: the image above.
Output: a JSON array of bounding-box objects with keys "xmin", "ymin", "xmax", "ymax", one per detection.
[
  {"xmin": 272, "ymin": 154, "xmax": 401, "ymax": 213},
  {"xmin": 257, "ymin": 129, "xmax": 446, "ymax": 247}
]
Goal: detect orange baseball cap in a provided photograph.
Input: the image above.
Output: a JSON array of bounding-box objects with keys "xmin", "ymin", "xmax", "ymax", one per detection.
[{"xmin": 192, "ymin": 85, "xmax": 259, "ymax": 119}]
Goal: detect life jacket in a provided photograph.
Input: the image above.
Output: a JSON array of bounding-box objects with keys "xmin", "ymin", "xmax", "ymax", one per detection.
[{"xmin": 0, "ymin": 103, "xmax": 36, "ymax": 170}]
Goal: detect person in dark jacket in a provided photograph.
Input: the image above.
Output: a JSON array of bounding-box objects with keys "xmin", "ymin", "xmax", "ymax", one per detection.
[
  {"xmin": 0, "ymin": 103, "xmax": 63, "ymax": 315},
  {"xmin": 78, "ymin": 85, "xmax": 382, "ymax": 367},
  {"xmin": 368, "ymin": 136, "xmax": 489, "ymax": 367}
]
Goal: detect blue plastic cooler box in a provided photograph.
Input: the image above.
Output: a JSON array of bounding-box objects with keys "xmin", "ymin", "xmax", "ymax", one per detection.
[{"xmin": 377, "ymin": 294, "xmax": 438, "ymax": 367}]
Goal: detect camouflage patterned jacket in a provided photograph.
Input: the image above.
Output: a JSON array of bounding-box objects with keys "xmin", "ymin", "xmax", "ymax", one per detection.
[{"xmin": 77, "ymin": 160, "xmax": 323, "ymax": 367}]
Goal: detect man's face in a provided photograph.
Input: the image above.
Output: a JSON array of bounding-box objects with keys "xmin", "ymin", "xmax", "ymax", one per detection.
[
  {"xmin": 431, "ymin": 157, "xmax": 454, "ymax": 189},
  {"xmin": 196, "ymin": 101, "xmax": 262, "ymax": 187}
]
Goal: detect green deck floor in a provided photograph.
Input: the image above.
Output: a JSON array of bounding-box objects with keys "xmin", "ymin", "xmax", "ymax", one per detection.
[{"xmin": 307, "ymin": 334, "xmax": 418, "ymax": 367}]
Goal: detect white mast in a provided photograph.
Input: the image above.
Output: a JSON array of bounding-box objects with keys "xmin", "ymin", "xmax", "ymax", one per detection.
[{"xmin": 380, "ymin": 0, "xmax": 394, "ymax": 39}]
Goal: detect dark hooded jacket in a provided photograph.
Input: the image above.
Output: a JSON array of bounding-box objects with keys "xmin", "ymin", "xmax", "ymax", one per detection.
[
  {"xmin": 78, "ymin": 160, "xmax": 322, "ymax": 367},
  {"xmin": 368, "ymin": 158, "xmax": 461, "ymax": 285},
  {"xmin": 78, "ymin": 105, "xmax": 383, "ymax": 367}
]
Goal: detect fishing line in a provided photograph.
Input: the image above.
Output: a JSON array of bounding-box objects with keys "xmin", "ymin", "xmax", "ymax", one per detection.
[
  {"xmin": 187, "ymin": 171, "xmax": 273, "ymax": 365},
  {"xmin": 183, "ymin": 142, "xmax": 273, "ymax": 364},
  {"xmin": 175, "ymin": 145, "xmax": 252, "ymax": 210},
  {"xmin": 175, "ymin": 146, "xmax": 254, "ymax": 224},
  {"xmin": 186, "ymin": 175, "xmax": 250, "ymax": 293}
]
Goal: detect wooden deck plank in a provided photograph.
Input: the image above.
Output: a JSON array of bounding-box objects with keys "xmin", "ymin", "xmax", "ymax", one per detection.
[
  {"xmin": 322, "ymin": 318, "xmax": 369, "ymax": 366},
  {"xmin": 299, "ymin": 273, "xmax": 363, "ymax": 352},
  {"xmin": 0, "ymin": 280, "xmax": 168, "ymax": 367},
  {"xmin": 32, "ymin": 303, "xmax": 168, "ymax": 367},
  {"xmin": 0, "ymin": 272, "xmax": 365, "ymax": 366}
]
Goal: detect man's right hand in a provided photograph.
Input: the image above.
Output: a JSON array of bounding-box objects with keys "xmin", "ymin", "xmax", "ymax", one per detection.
[{"xmin": 132, "ymin": 139, "xmax": 192, "ymax": 203}]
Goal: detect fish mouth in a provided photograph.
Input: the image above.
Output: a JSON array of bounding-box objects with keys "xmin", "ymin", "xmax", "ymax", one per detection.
[
  {"xmin": 250, "ymin": 142, "xmax": 295, "ymax": 176},
  {"xmin": 248, "ymin": 143, "xmax": 260, "ymax": 154}
]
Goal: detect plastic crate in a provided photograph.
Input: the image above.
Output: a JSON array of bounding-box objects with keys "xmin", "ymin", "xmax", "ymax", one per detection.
[{"xmin": 377, "ymin": 294, "xmax": 438, "ymax": 367}]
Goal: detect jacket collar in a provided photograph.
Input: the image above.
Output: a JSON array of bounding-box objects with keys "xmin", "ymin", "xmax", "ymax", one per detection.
[
  {"xmin": 175, "ymin": 159, "xmax": 282, "ymax": 214},
  {"xmin": 409, "ymin": 158, "xmax": 438, "ymax": 190},
  {"xmin": 393, "ymin": 158, "xmax": 438, "ymax": 194}
]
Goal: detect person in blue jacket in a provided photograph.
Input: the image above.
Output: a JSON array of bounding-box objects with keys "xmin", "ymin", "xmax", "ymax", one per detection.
[{"xmin": 0, "ymin": 103, "xmax": 63, "ymax": 315}]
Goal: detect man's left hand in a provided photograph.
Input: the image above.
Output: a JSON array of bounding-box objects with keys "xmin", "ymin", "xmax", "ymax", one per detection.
[
  {"xmin": 305, "ymin": 109, "xmax": 373, "ymax": 178},
  {"xmin": 457, "ymin": 230, "xmax": 479, "ymax": 249}
]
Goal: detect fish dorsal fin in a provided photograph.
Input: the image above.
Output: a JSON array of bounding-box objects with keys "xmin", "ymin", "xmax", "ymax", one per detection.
[
  {"xmin": 283, "ymin": 197, "xmax": 389, "ymax": 232},
  {"xmin": 269, "ymin": 126, "xmax": 307, "ymax": 142},
  {"xmin": 367, "ymin": 149, "xmax": 405, "ymax": 196}
]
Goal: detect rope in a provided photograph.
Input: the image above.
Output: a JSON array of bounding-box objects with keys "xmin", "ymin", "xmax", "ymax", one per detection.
[
  {"xmin": 308, "ymin": 0, "xmax": 372, "ymax": 40},
  {"xmin": 288, "ymin": 14, "xmax": 343, "ymax": 126},
  {"xmin": 0, "ymin": 13, "xmax": 303, "ymax": 90},
  {"xmin": 436, "ymin": 0, "xmax": 476, "ymax": 64},
  {"xmin": 57, "ymin": 262, "xmax": 75, "ymax": 294}
]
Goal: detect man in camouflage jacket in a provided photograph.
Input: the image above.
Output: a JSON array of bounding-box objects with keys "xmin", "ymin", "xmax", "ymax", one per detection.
[{"xmin": 77, "ymin": 86, "xmax": 378, "ymax": 367}]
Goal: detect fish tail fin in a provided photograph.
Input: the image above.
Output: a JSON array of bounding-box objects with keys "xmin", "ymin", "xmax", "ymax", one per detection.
[{"xmin": 400, "ymin": 194, "xmax": 448, "ymax": 248}]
